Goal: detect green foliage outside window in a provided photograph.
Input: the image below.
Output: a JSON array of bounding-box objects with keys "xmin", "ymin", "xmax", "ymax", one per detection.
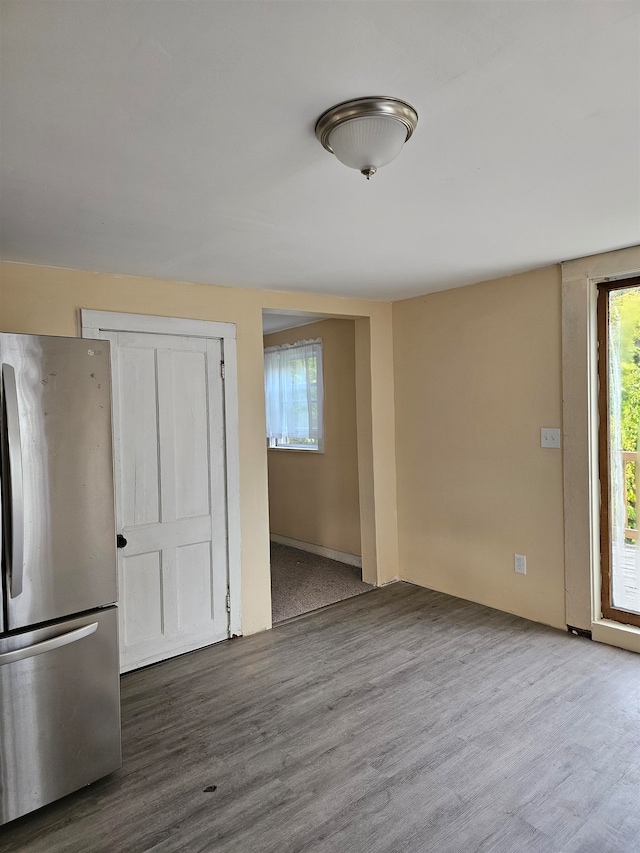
[{"xmin": 610, "ymin": 287, "xmax": 640, "ymax": 536}]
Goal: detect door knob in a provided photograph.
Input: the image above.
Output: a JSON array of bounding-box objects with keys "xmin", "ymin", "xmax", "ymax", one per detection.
[{"xmin": 117, "ymin": 534, "xmax": 127, "ymax": 549}]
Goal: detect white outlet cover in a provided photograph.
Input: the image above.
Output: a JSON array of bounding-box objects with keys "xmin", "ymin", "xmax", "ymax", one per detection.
[
  {"xmin": 514, "ymin": 554, "xmax": 527, "ymax": 575},
  {"xmin": 541, "ymin": 428, "xmax": 561, "ymax": 448}
]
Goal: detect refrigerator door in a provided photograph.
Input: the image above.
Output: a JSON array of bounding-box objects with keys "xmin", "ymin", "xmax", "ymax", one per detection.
[
  {"xmin": 0, "ymin": 438, "xmax": 3, "ymax": 634},
  {"xmin": 0, "ymin": 606, "xmax": 121, "ymax": 825},
  {"xmin": 0, "ymin": 333, "xmax": 117, "ymax": 630}
]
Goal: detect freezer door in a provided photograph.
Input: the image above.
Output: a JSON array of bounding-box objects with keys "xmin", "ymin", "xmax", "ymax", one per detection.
[
  {"xmin": 0, "ymin": 606, "xmax": 121, "ymax": 825},
  {"xmin": 0, "ymin": 333, "xmax": 117, "ymax": 630}
]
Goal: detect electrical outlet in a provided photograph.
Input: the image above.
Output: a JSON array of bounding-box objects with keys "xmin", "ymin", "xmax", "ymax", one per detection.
[
  {"xmin": 541, "ymin": 428, "xmax": 561, "ymax": 448},
  {"xmin": 514, "ymin": 554, "xmax": 526, "ymax": 575}
]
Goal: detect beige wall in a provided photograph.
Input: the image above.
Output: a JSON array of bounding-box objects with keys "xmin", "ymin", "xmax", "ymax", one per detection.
[
  {"xmin": 0, "ymin": 261, "xmax": 400, "ymax": 633},
  {"xmin": 264, "ymin": 319, "xmax": 360, "ymax": 556},
  {"xmin": 0, "ymin": 258, "xmax": 570, "ymax": 635},
  {"xmin": 393, "ymin": 266, "xmax": 566, "ymax": 629}
]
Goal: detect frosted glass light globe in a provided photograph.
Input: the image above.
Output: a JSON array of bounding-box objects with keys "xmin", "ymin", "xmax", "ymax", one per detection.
[
  {"xmin": 328, "ymin": 117, "xmax": 409, "ymax": 174},
  {"xmin": 315, "ymin": 97, "xmax": 418, "ymax": 180}
]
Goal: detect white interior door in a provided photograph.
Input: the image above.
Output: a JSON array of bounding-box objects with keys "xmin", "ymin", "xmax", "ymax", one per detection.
[{"xmin": 106, "ymin": 330, "xmax": 229, "ymax": 672}]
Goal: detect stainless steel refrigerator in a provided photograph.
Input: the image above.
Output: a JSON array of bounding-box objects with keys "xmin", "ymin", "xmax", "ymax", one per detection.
[{"xmin": 0, "ymin": 332, "xmax": 121, "ymax": 825}]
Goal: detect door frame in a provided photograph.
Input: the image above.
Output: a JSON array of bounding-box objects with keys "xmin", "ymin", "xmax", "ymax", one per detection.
[
  {"xmin": 562, "ymin": 245, "xmax": 640, "ymax": 653},
  {"xmin": 596, "ymin": 278, "xmax": 640, "ymax": 629},
  {"xmin": 79, "ymin": 309, "xmax": 242, "ymax": 639}
]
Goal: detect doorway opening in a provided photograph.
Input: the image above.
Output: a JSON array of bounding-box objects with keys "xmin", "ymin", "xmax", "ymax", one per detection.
[
  {"xmin": 598, "ymin": 276, "xmax": 640, "ymax": 627},
  {"xmin": 262, "ymin": 310, "xmax": 374, "ymax": 623}
]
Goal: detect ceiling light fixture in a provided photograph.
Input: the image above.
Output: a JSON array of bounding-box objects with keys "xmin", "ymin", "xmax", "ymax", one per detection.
[{"xmin": 315, "ymin": 96, "xmax": 418, "ymax": 180}]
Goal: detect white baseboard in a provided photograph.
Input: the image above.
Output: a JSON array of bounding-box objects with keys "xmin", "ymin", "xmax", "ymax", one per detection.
[{"xmin": 270, "ymin": 534, "xmax": 362, "ymax": 569}]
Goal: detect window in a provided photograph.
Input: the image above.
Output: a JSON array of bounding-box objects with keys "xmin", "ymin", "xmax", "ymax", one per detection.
[{"xmin": 264, "ymin": 339, "xmax": 323, "ymax": 451}]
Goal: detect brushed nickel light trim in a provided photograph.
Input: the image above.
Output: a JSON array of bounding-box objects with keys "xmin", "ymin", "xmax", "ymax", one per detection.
[{"xmin": 315, "ymin": 96, "xmax": 418, "ymax": 153}]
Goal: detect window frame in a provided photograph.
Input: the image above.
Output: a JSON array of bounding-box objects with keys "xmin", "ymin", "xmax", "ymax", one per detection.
[
  {"xmin": 597, "ymin": 276, "xmax": 640, "ymax": 629},
  {"xmin": 264, "ymin": 338, "xmax": 324, "ymax": 453}
]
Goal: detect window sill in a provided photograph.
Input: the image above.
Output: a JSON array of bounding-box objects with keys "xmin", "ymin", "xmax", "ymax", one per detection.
[
  {"xmin": 591, "ymin": 617, "xmax": 640, "ymax": 654},
  {"xmin": 268, "ymin": 445, "xmax": 324, "ymax": 454}
]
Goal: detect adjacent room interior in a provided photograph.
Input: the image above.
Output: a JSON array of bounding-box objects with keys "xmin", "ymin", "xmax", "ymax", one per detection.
[
  {"xmin": 1, "ymin": 1, "xmax": 640, "ymax": 851},
  {"xmin": 263, "ymin": 310, "xmax": 373, "ymax": 623}
]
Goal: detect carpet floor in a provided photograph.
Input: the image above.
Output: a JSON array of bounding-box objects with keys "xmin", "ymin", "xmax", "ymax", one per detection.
[{"xmin": 270, "ymin": 541, "xmax": 374, "ymax": 622}]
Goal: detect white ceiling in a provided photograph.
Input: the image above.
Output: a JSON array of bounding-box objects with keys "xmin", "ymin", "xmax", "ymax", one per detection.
[{"xmin": 1, "ymin": 1, "xmax": 639, "ymax": 301}]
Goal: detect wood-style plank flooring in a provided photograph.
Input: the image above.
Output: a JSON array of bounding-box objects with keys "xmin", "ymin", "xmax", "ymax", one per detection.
[{"xmin": 3, "ymin": 582, "xmax": 640, "ymax": 853}]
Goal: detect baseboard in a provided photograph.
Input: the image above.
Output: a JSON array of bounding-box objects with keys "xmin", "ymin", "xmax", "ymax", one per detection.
[
  {"xmin": 270, "ymin": 534, "xmax": 362, "ymax": 568},
  {"xmin": 567, "ymin": 624, "xmax": 592, "ymax": 640}
]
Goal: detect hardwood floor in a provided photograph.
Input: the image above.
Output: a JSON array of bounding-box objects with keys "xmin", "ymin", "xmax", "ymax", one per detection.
[{"xmin": 3, "ymin": 582, "xmax": 640, "ymax": 853}]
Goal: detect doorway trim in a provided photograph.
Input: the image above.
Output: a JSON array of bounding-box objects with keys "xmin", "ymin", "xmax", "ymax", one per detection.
[
  {"xmin": 562, "ymin": 246, "xmax": 640, "ymax": 652},
  {"xmin": 79, "ymin": 309, "xmax": 242, "ymax": 639},
  {"xmin": 596, "ymin": 277, "xmax": 640, "ymax": 629}
]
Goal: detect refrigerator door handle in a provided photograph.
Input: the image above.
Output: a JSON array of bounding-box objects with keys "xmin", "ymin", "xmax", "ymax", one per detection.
[
  {"xmin": 0, "ymin": 621, "xmax": 98, "ymax": 666},
  {"xmin": 0, "ymin": 371, "xmax": 2, "ymax": 596},
  {"xmin": 2, "ymin": 363, "xmax": 25, "ymax": 597}
]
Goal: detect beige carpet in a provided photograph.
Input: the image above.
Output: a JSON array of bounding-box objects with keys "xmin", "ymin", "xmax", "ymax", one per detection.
[{"xmin": 270, "ymin": 541, "xmax": 374, "ymax": 623}]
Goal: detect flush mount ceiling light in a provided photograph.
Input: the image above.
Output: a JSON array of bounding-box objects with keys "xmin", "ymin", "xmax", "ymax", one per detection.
[{"xmin": 315, "ymin": 96, "xmax": 418, "ymax": 180}]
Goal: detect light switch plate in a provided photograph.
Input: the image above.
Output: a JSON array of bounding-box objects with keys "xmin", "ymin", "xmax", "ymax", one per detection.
[{"xmin": 541, "ymin": 428, "xmax": 561, "ymax": 448}]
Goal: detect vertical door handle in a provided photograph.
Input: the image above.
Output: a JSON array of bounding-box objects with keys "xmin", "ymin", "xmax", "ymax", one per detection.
[
  {"xmin": 0, "ymin": 379, "xmax": 2, "ymax": 600},
  {"xmin": 2, "ymin": 364, "xmax": 24, "ymax": 597}
]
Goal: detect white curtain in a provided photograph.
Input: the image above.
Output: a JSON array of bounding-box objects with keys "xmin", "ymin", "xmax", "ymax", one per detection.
[{"xmin": 264, "ymin": 339, "xmax": 323, "ymax": 442}]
